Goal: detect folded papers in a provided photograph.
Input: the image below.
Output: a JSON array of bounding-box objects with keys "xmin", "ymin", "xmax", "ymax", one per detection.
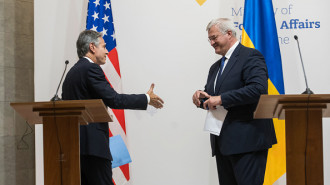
[
  {"xmin": 109, "ymin": 135, "xmax": 132, "ymax": 168},
  {"xmin": 204, "ymin": 106, "xmax": 227, "ymax": 136}
]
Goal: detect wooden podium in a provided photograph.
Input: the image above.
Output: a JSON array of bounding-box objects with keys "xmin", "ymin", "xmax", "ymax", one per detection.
[
  {"xmin": 10, "ymin": 99, "xmax": 112, "ymax": 185},
  {"xmin": 254, "ymin": 94, "xmax": 330, "ymax": 185}
]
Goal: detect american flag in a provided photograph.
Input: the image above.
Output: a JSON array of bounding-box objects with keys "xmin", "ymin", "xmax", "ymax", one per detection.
[{"xmin": 86, "ymin": 0, "xmax": 131, "ymax": 184}]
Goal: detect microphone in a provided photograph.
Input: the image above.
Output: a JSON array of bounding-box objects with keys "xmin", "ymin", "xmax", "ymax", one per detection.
[
  {"xmin": 51, "ymin": 60, "xmax": 69, "ymax": 101},
  {"xmin": 294, "ymin": 35, "xmax": 314, "ymax": 94}
]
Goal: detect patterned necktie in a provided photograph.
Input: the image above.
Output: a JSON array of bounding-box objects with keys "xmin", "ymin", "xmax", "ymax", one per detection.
[{"xmin": 215, "ymin": 56, "xmax": 226, "ymax": 92}]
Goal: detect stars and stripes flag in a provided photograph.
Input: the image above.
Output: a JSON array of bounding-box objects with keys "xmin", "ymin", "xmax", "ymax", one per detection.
[
  {"xmin": 242, "ymin": 0, "xmax": 286, "ymax": 184},
  {"xmin": 86, "ymin": 0, "xmax": 131, "ymax": 184}
]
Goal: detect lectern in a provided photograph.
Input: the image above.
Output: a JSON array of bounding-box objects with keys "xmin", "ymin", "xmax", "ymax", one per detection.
[
  {"xmin": 254, "ymin": 94, "xmax": 330, "ymax": 185},
  {"xmin": 10, "ymin": 99, "xmax": 112, "ymax": 185}
]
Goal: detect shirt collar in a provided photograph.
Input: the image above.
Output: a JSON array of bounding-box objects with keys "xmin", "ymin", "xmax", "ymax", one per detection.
[
  {"xmin": 224, "ymin": 41, "xmax": 239, "ymax": 60},
  {"xmin": 83, "ymin": 56, "xmax": 94, "ymax": 63}
]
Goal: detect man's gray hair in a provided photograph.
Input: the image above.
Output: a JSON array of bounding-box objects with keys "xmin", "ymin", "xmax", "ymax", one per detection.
[
  {"xmin": 206, "ymin": 18, "xmax": 237, "ymax": 38},
  {"xmin": 76, "ymin": 30, "xmax": 103, "ymax": 58}
]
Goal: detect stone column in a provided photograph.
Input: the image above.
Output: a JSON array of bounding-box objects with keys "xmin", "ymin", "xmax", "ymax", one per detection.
[{"xmin": 0, "ymin": 0, "xmax": 35, "ymax": 184}]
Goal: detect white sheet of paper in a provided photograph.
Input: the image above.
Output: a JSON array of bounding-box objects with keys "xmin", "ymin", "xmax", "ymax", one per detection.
[{"xmin": 204, "ymin": 105, "xmax": 228, "ymax": 136}]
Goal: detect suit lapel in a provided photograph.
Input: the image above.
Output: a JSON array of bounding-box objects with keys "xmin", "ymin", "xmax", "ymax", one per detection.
[{"xmin": 215, "ymin": 43, "xmax": 242, "ymax": 94}]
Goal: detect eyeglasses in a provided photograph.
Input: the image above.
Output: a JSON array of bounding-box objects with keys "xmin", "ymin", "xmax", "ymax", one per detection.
[
  {"xmin": 208, "ymin": 35, "xmax": 219, "ymax": 43},
  {"xmin": 208, "ymin": 32, "xmax": 229, "ymax": 43}
]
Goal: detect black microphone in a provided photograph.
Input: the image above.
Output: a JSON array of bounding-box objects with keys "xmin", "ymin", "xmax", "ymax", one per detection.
[
  {"xmin": 51, "ymin": 60, "xmax": 69, "ymax": 101},
  {"xmin": 294, "ymin": 35, "xmax": 314, "ymax": 94}
]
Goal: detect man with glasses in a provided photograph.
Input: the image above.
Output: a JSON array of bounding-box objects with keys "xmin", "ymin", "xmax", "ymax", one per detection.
[{"xmin": 192, "ymin": 18, "xmax": 277, "ymax": 185}]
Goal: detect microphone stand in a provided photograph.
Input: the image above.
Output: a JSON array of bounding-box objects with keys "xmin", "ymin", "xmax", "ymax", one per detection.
[
  {"xmin": 294, "ymin": 35, "xmax": 314, "ymax": 94},
  {"xmin": 51, "ymin": 60, "xmax": 69, "ymax": 101},
  {"xmin": 50, "ymin": 60, "xmax": 69, "ymax": 185}
]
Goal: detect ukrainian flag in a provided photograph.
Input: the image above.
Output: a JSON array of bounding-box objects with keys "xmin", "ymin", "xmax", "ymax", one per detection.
[{"xmin": 241, "ymin": 0, "xmax": 286, "ymax": 184}]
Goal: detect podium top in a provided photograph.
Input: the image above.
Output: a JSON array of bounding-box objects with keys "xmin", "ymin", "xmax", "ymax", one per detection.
[
  {"xmin": 10, "ymin": 99, "xmax": 113, "ymax": 125},
  {"xmin": 254, "ymin": 94, "xmax": 330, "ymax": 119}
]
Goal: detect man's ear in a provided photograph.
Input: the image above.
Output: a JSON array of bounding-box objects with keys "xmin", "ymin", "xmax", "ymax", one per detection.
[
  {"xmin": 227, "ymin": 30, "xmax": 233, "ymax": 37},
  {"xmin": 89, "ymin": 43, "xmax": 95, "ymax": 54}
]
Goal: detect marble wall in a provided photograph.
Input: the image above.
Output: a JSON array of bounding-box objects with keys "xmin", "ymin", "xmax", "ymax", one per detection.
[{"xmin": 0, "ymin": 0, "xmax": 35, "ymax": 184}]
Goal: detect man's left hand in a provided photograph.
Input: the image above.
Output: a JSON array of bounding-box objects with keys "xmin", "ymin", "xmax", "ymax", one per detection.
[{"xmin": 204, "ymin": 96, "xmax": 222, "ymax": 110}]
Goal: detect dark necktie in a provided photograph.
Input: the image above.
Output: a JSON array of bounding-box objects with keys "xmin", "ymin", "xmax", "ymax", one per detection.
[{"xmin": 215, "ymin": 56, "xmax": 226, "ymax": 92}]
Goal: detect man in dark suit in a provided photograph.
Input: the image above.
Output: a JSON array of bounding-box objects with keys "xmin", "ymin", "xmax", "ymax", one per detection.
[
  {"xmin": 62, "ymin": 30, "xmax": 164, "ymax": 185},
  {"xmin": 192, "ymin": 18, "xmax": 277, "ymax": 185}
]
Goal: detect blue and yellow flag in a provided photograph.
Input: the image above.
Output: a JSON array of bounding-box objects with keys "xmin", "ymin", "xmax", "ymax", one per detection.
[{"xmin": 241, "ymin": 0, "xmax": 286, "ymax": 184}]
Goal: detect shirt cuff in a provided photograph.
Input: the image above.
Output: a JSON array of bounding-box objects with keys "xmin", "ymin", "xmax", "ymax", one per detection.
[{"xmin": 145, "ymin": 94, "xmax": 150, "ymax": 103}]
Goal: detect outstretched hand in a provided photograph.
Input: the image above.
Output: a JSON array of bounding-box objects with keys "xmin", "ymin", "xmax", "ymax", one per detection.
[{"xmin": 147, "ymin": 83, "xmax": 164, "ymax": 109}]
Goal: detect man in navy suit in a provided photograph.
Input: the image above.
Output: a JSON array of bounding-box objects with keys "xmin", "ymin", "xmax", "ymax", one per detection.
[
  {"xmin": 62, "ymin": 30, "xmax": 164, "ymax": 185},
  {"xmin": 192, "ymin": 18, "xmax": 277, "ymax": 185}
]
